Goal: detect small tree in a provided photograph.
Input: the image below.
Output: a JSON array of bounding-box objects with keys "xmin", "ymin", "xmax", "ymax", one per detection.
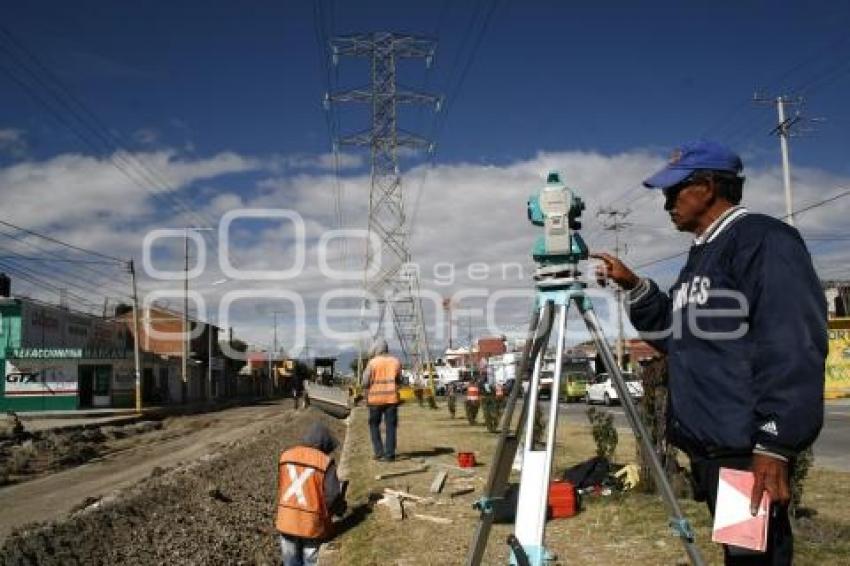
[
  {"xmin": 586, "ymin": 406, "xmax": 618, "ymax": 461},
  {"xmin": 790, "ymin": 446, "xmax": 814, "ymax": 518},
  {"xmin": 481, "ymin": 394, "xmax": 506, "ymax": 433},
  {"xmin": 447, "ymin": 389, "xmax": 457, "ymax": 418},
  {"xmin": 465, "ymin": 400, "xmax": 480, "ymax": 425}
]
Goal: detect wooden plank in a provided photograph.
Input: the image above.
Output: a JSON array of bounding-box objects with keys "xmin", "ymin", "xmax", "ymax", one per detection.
[
  {"xmin": 449, "ymin": 487, "xmax": 475, "ymax": 498},
  {"xmin": 435, "ymin": 462, "xmax": 476, "ymax": 475},
  {"xmin": 374, "ymin": 465, "xmax": 429, "ymax": 481},
  {"xmin": 429, "ymin": 470, "xmax": 448, "ymax": 494},
  {"xmin": 384, "ymin": 488, "xmax": 432, "ymax": 503},
  {"xmin": 412, "ymin": 513, "xmax": 453, "ymax": 525}
]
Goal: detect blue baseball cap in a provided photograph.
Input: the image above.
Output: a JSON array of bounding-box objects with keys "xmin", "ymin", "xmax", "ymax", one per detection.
[{"xmin": 642, "ymin": 140, "xmax": 743, "ymax": 190}]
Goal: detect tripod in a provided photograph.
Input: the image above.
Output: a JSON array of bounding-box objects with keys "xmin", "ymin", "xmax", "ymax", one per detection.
[{"xmin": 465, "ymin": 272, "xmax": 705, "ymax": 566}]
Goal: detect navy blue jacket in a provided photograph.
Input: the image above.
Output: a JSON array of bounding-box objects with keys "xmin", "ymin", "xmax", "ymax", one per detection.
[{"xmin": 628, "ymin": 209, "xmax": 827, "ymax": 458}]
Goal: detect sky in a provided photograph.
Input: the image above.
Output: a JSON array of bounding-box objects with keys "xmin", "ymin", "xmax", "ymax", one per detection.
[{"xmin": 1, "ymin": 1, "xmax": 849, "ymax": 360}]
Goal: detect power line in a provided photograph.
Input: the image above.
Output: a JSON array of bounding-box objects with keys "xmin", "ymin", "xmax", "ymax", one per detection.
[
  {"xmin": 0, "ymin": 218, "xmax": 124, "ymax": 263},
  {"xmin": 0, "ymin": 27, "xmax": 221, "ymax": 247},
  {"xmin": 632, "ymin": 184, "xmax": 850, "ymax": 271}
]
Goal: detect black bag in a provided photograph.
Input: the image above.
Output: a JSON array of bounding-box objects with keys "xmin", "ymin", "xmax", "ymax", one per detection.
[
  {"xmin": 561, "ymin": 457, "xmax": 611, "ymax": 489},
  {"xmin": 491, "ymin": 483, "xmax": 520, "ymax": 524}
]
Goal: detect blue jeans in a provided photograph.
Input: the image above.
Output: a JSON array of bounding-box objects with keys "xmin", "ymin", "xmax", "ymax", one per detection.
[
  {"xmin": 279, "ymin": 535, "xmax": 320, "ymax": 566},
  {"xmin": 368, "ymin": 404, "xmax": 398, "ymax": 458}
]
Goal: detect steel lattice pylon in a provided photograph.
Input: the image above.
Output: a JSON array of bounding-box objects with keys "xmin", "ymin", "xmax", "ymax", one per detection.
[{"xmin": 328, "ymin": 32, "xmax": 440, "ymax": 376}]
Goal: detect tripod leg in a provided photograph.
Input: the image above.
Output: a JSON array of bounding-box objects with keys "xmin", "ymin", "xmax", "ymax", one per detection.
[
  {"xmin": 465, "ymin": 302, "xmax": 554, "ymax": 566},
  {"xmin": 575, "ymin": 298, "xmax": 706, "ymax": 566},
  {"xmin": 513, "ymin": 302, "xmax": 567, "ymax": 565}
]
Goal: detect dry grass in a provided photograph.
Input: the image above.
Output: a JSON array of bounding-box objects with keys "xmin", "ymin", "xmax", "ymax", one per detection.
[{"xmin": 326, "ymin": 402, "xmax": 850, "ymax": 566}]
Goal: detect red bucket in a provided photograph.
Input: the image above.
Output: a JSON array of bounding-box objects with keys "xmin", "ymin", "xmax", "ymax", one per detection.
[{"xmin": 457, "ymin": 452, "xmax": 476, "ymax": 468}]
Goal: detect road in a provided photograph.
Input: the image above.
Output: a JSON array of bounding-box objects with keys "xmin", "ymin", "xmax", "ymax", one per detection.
[
  {"xmin": 0, "ymin": 400, "xmax": 293, "ymax": 542},
  {"xmin": 554, "ymin": 399, "xmax": 850, "ymax": 471}
]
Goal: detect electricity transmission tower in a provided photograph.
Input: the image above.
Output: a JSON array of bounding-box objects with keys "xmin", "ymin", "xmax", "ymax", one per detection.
[
  {"xmin": 327, "ymin": 32, "xmax": 441, "ymax": 377},
  {"xmin": 597, "ymin": 206, "xmax": 631, "ymax": 368}
]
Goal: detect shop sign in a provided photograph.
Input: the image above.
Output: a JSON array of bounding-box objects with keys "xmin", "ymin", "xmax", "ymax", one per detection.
[
  {"xmin": 826, "ymin": 328, "xmax": 850, "ymax": 396},
  {"xmin": 7, "ymin": 348, "xmax": 83, "ymax": 359},
  {"xmin": 4, "ymin": 360, "xmax": 77, "ymax": 396}
]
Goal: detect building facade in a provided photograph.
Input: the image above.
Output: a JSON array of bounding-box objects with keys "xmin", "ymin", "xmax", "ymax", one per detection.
[{"xmin": 0, "ymin": 297, "xmax": 134, "ymax": 411}]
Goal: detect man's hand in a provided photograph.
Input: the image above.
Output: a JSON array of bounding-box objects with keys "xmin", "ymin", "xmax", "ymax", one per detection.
[
  {"xmin": 590, "ymin": 252, "xmax": 640, "ymax": 290},
  {"xmin": 750, "ymin": 453, "xmax": 790, "ymax": 515}
]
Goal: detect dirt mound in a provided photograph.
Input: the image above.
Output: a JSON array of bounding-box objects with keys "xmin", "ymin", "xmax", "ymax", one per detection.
[{"xmin": 0, "ymin": 408, "xmax": 345, "ymax": 565}]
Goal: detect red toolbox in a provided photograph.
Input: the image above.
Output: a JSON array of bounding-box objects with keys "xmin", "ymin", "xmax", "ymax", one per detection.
[{"xmin": 547, "ymin": 480, "xmax": 578, "ymax": 519}]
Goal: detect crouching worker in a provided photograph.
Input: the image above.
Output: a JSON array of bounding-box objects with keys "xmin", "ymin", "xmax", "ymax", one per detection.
[{"xmin": 276, "ymin": 422, "xmax": 347, "ymax": 566}]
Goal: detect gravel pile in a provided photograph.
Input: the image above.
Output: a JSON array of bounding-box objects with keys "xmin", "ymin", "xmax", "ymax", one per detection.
[{"xmin": 0, "ymin": 408, "xmax": 345, "ymax": 566}]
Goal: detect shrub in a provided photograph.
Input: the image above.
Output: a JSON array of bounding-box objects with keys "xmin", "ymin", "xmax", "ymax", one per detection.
[
  {"xmin": 790, "ymin": 446, "xmax": 814, "ymax": 518},
  {"xmin": 482, "ymin": 394, "xmax": 506, "ymax": 433},
  {"xmin": 465, "ymin": 400, "xmax": 480, "ymax": 425},
  {"xmin": 586, "ymin": 406, "xmax": 618, "ymax": 461},
  {"xmin": 447, "ymin": 392, "xmax": 457, "ymax": 418}
]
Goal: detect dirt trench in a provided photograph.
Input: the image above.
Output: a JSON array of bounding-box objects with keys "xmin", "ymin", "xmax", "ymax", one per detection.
[{"xmin": 0, "ymin": 407, "xmax": 345, "ymax": 566}]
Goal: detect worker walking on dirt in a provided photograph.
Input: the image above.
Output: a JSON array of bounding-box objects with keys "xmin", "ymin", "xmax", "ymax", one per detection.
[
  {"xmin": 276, "ymin": 422, "xmax": 346, "ymax": 566},
  {"xmin": 361, "ymin": 338, "xmax": 402, "ymax": 462}
]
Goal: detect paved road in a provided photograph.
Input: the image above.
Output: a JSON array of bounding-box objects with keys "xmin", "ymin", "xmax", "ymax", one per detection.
[{"xmin": 555, "ymin": 399, "xmax": 850, "ymax": 472}]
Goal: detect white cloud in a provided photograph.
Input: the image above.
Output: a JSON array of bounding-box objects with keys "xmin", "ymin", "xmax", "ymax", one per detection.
[
  {"xmin": 2, "ymin": 146, "xmax": 849, "ymax": 355},
  {"xmin": 132, "ymin": 128, "xmax": 159, "ymax": 145},
  {"xmin": 0, "ymin": 128, "xmax": 28, "ymax": 158}
]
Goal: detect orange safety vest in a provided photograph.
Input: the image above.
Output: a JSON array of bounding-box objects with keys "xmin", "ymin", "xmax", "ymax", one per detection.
[
  {"xmin": 366, "ymin": 355, "xmax": 401, "ymax": 405},
  {"xmin": 275, "ymin": 446, "xmax": 333, "ymax": 539},
  {"xmin": 467, "ymin": 384, "xmax": 480, "ymax": 402}
]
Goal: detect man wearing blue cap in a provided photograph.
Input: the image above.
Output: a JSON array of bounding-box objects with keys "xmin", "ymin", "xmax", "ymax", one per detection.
[{"xmin": 593, "ymin": 140, "xmax": 826, "ymax": 565}]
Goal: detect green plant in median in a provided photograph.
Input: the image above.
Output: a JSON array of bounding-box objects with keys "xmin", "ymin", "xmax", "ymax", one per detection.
[
  {"xmin": 414, "ymin": 387, "xmax": 425, "ymax": 407},
  {"xmin": 586, "ymin": 406, "xmax": 618, "ymax": 461},
  {"xmin": 790, "ymin": 446, "xmax": 814, "ymax": 518},
  {"xmin": 481, "ymin": 394, "xmax": 506, "ymax": 433},
  {"xmin": 447, "ymin": 391, "xmax": 457, "ymax": 418},
  {"xmin": 465, "ymin": 400, "xmax": 480, "ymax": 424}
]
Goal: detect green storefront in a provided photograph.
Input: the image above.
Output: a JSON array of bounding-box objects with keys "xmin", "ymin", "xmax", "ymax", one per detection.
[{"xmin": 1, "ymin": 298, "xmax": 133, "ymax": 411}]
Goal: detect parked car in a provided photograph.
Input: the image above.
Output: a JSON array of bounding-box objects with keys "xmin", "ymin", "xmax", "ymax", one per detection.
[
  {"xmin": 584, "ymin": 372, "xmax": 643, "ymax": 405},
  {"xmin": 559, "ymin": 372, "xmax": 589, "ymax": 402}
]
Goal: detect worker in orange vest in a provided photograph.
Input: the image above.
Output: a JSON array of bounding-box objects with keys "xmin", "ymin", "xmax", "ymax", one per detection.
[
  {"xmin": 276, "ymin": 422, "xmax": 346, "ymax": 566},
  {"xmin": 361, "ymin": 338, "xmax": 402, "ymax": 461},
  {"xmin": 466, "ymin": 380, "xmax": 481, "ymax": 403}
]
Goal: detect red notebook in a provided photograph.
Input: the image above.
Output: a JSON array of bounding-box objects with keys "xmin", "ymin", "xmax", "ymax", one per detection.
[{"xmin": 711, "ymin": 468, "xmax": 771, "ymax": 552}]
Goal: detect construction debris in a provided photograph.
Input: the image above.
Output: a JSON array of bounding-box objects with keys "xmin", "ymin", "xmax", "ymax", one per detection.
[
  {"xmin": 383, "ymin": 494, "xmax": 405, "ymax": 520},
  {"xmin": 429, "ymin": 470, "xmax": 448, "ymax": 494},
  {"xmin": 383, "ymin": 488, "xmax": 432, "ymax": 504},
  {"xmin": 374, "ymin": 464, "xmax": 428, "ymax": 481}
]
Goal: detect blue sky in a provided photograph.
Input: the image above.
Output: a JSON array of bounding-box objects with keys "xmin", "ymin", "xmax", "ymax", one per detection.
[
  {"xmin": 3, "ymin": 1, "xmax": 850, "ymax": 172},
  {"xmin": 1, "ymin": 1, "xmax": 850, "ymax": 354}
]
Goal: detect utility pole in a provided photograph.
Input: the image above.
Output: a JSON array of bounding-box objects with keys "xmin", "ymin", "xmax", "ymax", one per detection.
[
  {"xmin": 207, "ymin": 317, "xmax": 214, "ymax": 402},
  {"xmin": 442, "ymin": 297, "xmax": 453, "ymax": 350},
  {"xmin": 597, "ymin": 207, "xmax": 631, "ymax": 369},
  {"xmin": 129, "ymin": 259, "xmax": 142, "ymax": 413},
  {"xmin": 271, "ymin": 311, "xmax": 284, "ymax": 391},
  {"xmin": 182, "ymin": 229, "xmax": 189, "ymax": 404},
  {"xmin": 754, "ymin": 94, "xmax": 803, "ymax": 227},
  {"xmin": 327, "ymin": 32, "xmax": 441, "ymax": 379}
]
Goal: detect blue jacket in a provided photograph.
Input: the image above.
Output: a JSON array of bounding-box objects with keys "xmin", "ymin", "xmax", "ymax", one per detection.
[{"xmin": 628, "ymin": 209, "xmax": 827, "ymax": 458}]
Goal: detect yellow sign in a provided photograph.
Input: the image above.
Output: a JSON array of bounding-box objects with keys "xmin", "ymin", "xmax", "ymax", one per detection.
[{"xmin": 826, "ymin": 327, "xmax": 850, "ymax": 399}]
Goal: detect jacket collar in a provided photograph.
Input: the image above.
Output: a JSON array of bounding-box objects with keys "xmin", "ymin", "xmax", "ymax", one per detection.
[{"xmin": 694, "ymin": 205, "xmax": 748, "ymax": 246}]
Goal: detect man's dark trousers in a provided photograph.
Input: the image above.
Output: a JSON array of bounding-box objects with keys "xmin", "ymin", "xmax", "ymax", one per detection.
[
  {"xmin": 368, "ymin": 404, "xmax": 398, "ymax": 459},
  {"xmin": 690, "ymin": 454, "xmax": 793, "ymax": 566}
]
